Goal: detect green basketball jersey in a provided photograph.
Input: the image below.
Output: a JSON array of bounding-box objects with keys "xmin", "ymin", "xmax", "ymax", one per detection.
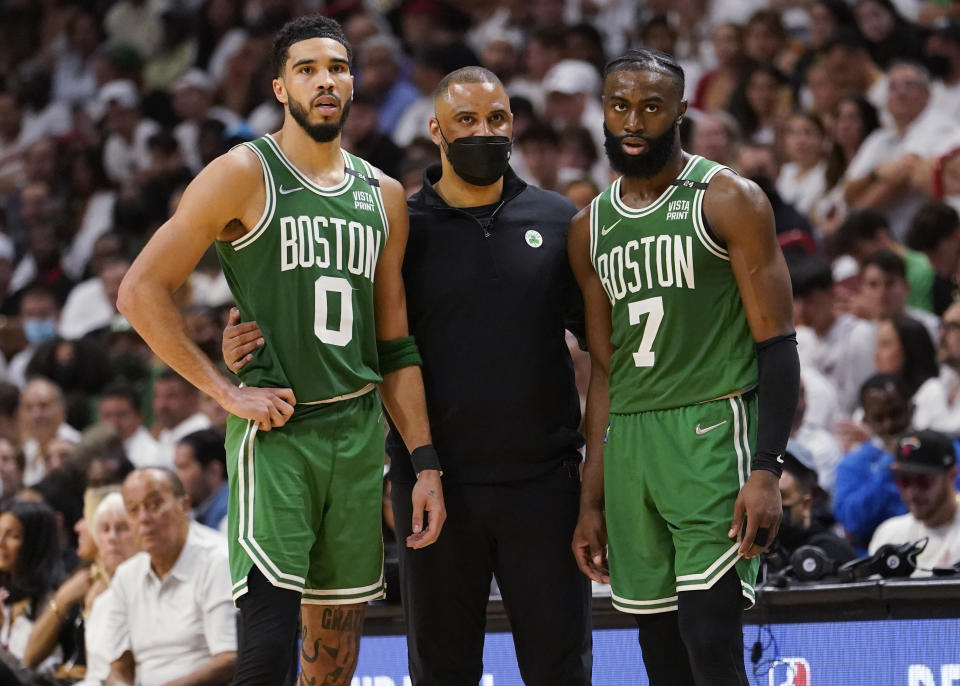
[
  {"xmin": 215, "ymin": 135, "xmax": 388, "ymax": 402},
  {"xmin": 588, "ymin": 155, "xmax": 757, "ymax": 413}
]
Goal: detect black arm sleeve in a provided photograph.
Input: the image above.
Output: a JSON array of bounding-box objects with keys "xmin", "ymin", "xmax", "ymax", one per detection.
[{"xmin": 753, "ymin": 332, "xmax": 801, "ymax": 477}]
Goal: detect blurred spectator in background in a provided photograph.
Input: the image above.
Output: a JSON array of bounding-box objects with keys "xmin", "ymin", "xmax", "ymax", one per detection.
[
  {"xmin": 19, "ymin": 377, "xmax": 79, "ymax": 486},
  {"xmin": 104, "ymin": 468, "xmax": 235, "ymax": 686},
  {"xmin": 151, "ymin": 369, "xmax": 210, "ymax": 469},
  {"xmin": 777, "ymin": 112, "xmax": 829, "ymax": 217},
  {"xmin": 0, "ymin": 500, "xmax": 64, "ymax": 673},
  {"xmin": 98, "ymin": 383, "xmax": 158, "ymax": 469},
  {"xmin": 842, "ymin": 61, "xmax": 954, "ymax": 239},
  {"xmin": 358, "ymin": 33, "xmax": 419, "ymax": 138},
  {"xmin": 693, "ymin": 23, "xmax": 746, "ymax": 112},
  {"xmin": 173, "ymin": 429, "xmax": 227, "ymax": 533},
  {"xmin": 870, "ymin": 430, "xmax": 960, "ymax": 574},
  {"xmin": 904, "ymin": 202, "xmax": 960, "ymax": 316},
  {"xmin": 834, "ymin": 374, "xmax": 913, "ymax": 549},
  {"xmin": 691, "ymin": 111, "xmax": 741, "ymax": 169}
]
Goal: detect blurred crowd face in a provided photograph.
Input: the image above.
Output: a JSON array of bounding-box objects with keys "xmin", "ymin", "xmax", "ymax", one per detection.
[
  {"xmin": 173, "ymin": 85, "xmax": 210, "ymax": 122},
  {"xmin": 20, "ymin": 379, "xmax": 65, "ymax": 443},
  {"xmin": 692, "ymin": 115, "xmax": 732, "ymax": 164},
  {"xmin": 862, "ymin": 385, "xmax": 912, "ymax": 447},
  {"xmin": 0, "ymin": 512, "xmax": 22, "ymax": 572},
  {"xmin": 712, "ymin": 24, "xmax": 742, "ymax": 68},
  {"xmin": 45, "ymin": 438, "xmax": 77, "ymax": 473},
  {"xmin": 100, "ymin": 260, "xmax": 130, "ymax": 311},
  {"xmin": 359, "ymin": 42, "xmax": 399, "ymax": 94},
  {"xmin": 874, "ymin": 319, "xmax": 905, "ymax": 373},
  {"xmin": 887, "ymin": 63, "xmax": 930, "ymax": 126},
  {"xmin": 783, "ymin": 114, "xmax": 824, "ymax": 168},
  {"xmin": 95, "ymin": 504, "xmax": 136, "ymax": 575},
  {"xmin": 152, "ymin": 377, "xmax": 198, "ymax": 430},
  {"xmin": 808, "ymin": 2, "xmax": 840, "ymax": 47},
  {"xmin": 895, "ymin": 466, "xmax": 957, "ymax": 523},
  {"xmin": 745, "ymin": 70, "xmax": 781, "ymax": 119},
  {"xmin": 859, "ymin": 265, "xmax": 908, "ymax": 319},
  {"xmin": 795, "ymin": 287, "xmax": 835, "ymax": 334},
  {"xmin": 123, "ymin": 470, "xmax": 188, "ymax": 561},
  {"xmin": 806, "ymin": 63, "xmax": 841, "ymax": 118},
  {"xmin": 833, "ymin": 100, "xmax": 869, "ymax": 152},
  {"xmin": 99, "ymin": 395, "xmax": 142, "ymax": 440},
  {"xmin": 855, "ymin": 0, "xmax": 896, "ymax": 43}
]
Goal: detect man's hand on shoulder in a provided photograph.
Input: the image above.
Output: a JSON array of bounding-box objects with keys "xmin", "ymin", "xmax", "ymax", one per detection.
[{"xmin": 222, "ymin": 308, "xmax": 264, "ymax": 373}]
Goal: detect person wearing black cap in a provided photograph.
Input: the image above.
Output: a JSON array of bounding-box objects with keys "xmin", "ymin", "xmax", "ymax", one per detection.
[
  {"xmin": 766, "ymin": 440, "xmax": 856, "ymax": 575},
  {"xmin": 869, "ymin": 429, "xmax": 960, "ymax": 575}
]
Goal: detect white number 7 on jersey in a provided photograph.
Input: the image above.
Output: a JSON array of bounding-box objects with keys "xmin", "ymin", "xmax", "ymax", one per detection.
[{"xmin": 627, "ymin": 296, "xmax": 664, "ymax": 367}]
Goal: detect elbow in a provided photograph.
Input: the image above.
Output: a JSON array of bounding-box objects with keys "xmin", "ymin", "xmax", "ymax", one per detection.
[{"xmin": 116, "ymin": 275, "xmax": 137, "ymax": 320}]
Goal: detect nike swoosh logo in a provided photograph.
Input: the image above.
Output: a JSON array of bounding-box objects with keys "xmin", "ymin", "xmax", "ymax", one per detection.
[
  {"xmin": 600, "ymin": 218, "xmax": 622, "ymax": 236},
  {"xmin": 279, "ymin": 185, "xmax": 304, "ymax": 195},
  {"xmin": 776, "ymin": 454, "xmax": 784, "ymax": 464},
  {"xmin": 695, "ymin": 420, "xmax": 727, "ymax": 435}
]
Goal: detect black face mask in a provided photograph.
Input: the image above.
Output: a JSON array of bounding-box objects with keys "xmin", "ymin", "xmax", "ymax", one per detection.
[
  {"xmin": 438, "ymin": 124, "xmax": 512, "ymax": 187},
  {"xmin": 778, "ymin": 504, "xmax": 807, "ymax": 550}
]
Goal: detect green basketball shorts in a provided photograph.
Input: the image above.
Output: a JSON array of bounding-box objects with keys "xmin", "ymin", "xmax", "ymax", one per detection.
[
  {"xmin": 225, "ymin": 389, "xmax": 386, "ymax": 605},
  {"xmin": 604, "ymin": 392, "xmax": 760, "ymax": 614}
]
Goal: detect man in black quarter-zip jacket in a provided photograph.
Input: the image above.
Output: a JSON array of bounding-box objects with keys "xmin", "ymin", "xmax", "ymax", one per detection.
[
  {"xmin": 223, "ymin": 65, "xmax": 591, "ymax": 686},
  {"xmin": 388, "ymin": 67, "xmax": 591, "ymax": 686}
]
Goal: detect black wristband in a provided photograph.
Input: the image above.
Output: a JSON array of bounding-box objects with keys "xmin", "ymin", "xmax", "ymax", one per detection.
[
  {"xmin": 752, "ymin": 332, "xmax": 800, "ymax": 479},
  {"xmin": 410, "ymin": 444, "xmax": 442, "ymax": 476}
]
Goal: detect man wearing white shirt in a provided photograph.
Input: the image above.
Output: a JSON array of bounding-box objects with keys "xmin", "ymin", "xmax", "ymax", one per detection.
[
  {"xmin": 152, "ymin": 368, "xmax": 211, "ymax": 468},
  {"xmin": 791, "ymin": 256, "xmax": 877, "ymax": 415},
  {"xmin": 843, "ymin": 61, "xmax": 956, "ymax": 239},
  {"xmin": 20, "ymin": 377, "xmax": 80, "ymax": 486},
  {"xmin": 105, "ymin": 468, "xmax": 236, "ymax": 686},
  {"xmin": 870, "ymin": 430, "xmax": 960, "ymax": 575},
  {"xmin": 98, "ymin": 383, "xmax": 160, "ymax": 468}
]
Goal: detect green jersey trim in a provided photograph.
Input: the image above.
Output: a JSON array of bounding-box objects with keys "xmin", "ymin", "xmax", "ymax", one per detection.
[
  {"xmin": 609, "ymin": 155, "xmax": 700, "ymax": 218},
  {"xmin": 230, "ymin": 142, "xmax": 277, "ymax": 251},
  {"xmin": 691, "ymin": 164, "xmax": 732, "ymax": 261},
  {"xmin": 353, "ymin": 156, "xmax": 390, "ymax": 243},
  {"xmin": 263, "ymin": 134, "xmax": 356, "ymax": 196}
]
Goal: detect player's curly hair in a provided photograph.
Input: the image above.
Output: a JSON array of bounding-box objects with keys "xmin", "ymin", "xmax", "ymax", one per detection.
[
  {"xmin": 272, "ymin": 15, "xmax": 352, "ymax": 76},
  {"xmin": 604, "ymin": 48, "xmax": 685, "ymax": 97}
]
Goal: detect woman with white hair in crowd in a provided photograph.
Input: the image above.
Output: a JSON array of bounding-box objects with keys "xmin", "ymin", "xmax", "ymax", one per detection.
[{"xmin": 23, "ymin": 490, "xmax": 136, "ymax": 683}]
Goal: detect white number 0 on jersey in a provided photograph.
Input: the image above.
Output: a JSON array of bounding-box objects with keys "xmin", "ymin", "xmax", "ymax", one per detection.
[{"xmin": 314, "ymin": 276, "xmax": 353, "ymax": 346}]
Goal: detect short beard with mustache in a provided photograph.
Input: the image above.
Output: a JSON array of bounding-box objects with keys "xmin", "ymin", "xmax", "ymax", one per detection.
[
  {"xmin": 603, "ymin": 123, "xmax": 678, "ymax": 179},
  {"xmin": 288, "ymin": 94, "xmax": 351, "ymax": 143}
]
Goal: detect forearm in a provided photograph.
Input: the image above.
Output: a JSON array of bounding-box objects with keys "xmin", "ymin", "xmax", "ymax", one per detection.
[
  {"xmin": 118, "ymin": 280, "xmax": 235, "ymax": 405},
  {"xmin": 378, "ymin": 365, "xmax": 431, "ymax": 452},
  {"xmin": 22, "ymin": 602, "xmax": 63, "ymax": 668},
  {"xmin": 849, "ymin": 179, "xmax": 908, "ymax": 210},
  {"xmin": 581, "ymin": 360, "xmax": 610, "ymax": 508},
  {"xmin": 753, "ymin": 333, "xmax": 800, "ymax": 476},
  {"xmin": 162, "ymin": 652, "xmax": 236, "ymax": 686}
]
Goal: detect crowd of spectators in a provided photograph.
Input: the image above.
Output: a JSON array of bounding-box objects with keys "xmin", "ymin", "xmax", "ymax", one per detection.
[{"xmin": 0, "ymin": 0, "xmax": 960, "ymax": 682}]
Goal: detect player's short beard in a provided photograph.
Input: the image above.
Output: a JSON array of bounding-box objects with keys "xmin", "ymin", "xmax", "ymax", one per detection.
[
  {"xmin": 289, "ymin": 94, "xmax": 351, "ymax": 143},
  {"xmin": 603, "ymin": 123, "xmax": 678, "ymax": 179}
]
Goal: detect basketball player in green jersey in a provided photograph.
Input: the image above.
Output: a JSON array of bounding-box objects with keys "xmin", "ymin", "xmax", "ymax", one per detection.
[
  {"xmin": 117, "ymin": 16, "xmax": 445, "ymax": 686},
  {"xmin": 569, "ymin": 50, "xmax": 800, "ymax": 685}
]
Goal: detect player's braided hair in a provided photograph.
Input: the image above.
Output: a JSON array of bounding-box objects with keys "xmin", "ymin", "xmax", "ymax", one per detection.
[
  {"xmin": 272, "ymin": 15, "xmax": 352, "ymax": 76},
  {"xmin": 604, "ymin": 49, "xmax": 685, "ymax": 97}
]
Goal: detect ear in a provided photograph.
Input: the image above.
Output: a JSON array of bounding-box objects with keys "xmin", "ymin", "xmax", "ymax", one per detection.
[
  {"xmin": 678, "ymin": 100, "xmax": 688, "ymax": 122},
  {"xmin": 428, "ymin": 117, "xmax": 443, "ymax": 148},
  {"xmin": 272, "ymin": 77, "xmax": 287, "ymax": 105}
]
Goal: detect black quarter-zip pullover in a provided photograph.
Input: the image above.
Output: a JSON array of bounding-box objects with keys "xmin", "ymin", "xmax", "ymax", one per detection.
[{"xmin": 387, "ymin": 164, "xmax": 585, "ymax": 483}]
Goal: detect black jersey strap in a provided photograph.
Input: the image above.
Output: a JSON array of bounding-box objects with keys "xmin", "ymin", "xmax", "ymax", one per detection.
[{"xmin": 344, "ymin": 166, "xmax": 380, "ymax": 186}]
